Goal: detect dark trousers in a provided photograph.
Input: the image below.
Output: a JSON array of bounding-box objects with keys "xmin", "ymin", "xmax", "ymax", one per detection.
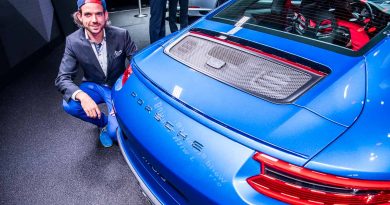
[
  {"xmin": 149, "ymin": 0, "xmax": 168, "ymax": 43},
  {"xmin": 168, "ymin": 0, "xmax": 189, "ymax": 33}
]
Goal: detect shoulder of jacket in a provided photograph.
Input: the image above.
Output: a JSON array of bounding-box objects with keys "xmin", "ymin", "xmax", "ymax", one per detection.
[
  {"xmin": 106, "ymin": 26, "xmax": 127, "ymax": 35},
  {"xmin": 66, "ymin": 28, "xmax": 84, "ymax": 41}
]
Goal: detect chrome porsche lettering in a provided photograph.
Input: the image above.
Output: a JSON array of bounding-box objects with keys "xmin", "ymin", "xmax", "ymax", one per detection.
[
  {"xmin": 177, "ymin": 131, "xmax": 187, "ymax": 140},
  {"xmin": 131, "ymin": 91, "xmax": 227, "ymax": 187},
  {"xmin": 192, "ymin": 141, "xmax": 204, "ymax": 152},
  {"xmin": 164, "ymin": 121, "xmax": 174, "ymax": 131},
  {"xmin": 154, "ymin": 113, "xmax": 162, "ymax": 122},
  {"xmin": 144, "ymin": 106, "xmax": 152, "ymax": 113},
  {"xmin": 132, "ymin": 91, "xmax": 203, "ymax": 154}
]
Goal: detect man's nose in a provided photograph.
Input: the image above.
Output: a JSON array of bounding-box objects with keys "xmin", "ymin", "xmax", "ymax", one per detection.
[{"xmin": 92, "ymin": 15, "xmax": 97, "ymax": 22}]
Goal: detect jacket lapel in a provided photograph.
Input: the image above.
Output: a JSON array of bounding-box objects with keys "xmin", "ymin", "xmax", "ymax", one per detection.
[
  {"xmin": 79, "ymin": 29, "xmax": 106, "ymax": 77},
  {"xmin": 105, "ymin": 27, "xmax": 116, "ymax": 77}
]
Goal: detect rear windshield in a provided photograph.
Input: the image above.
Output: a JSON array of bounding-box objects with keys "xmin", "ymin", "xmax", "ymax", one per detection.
[{"xmin": 212, "ymin": 0, "xmax": 390, "ymax": 53}]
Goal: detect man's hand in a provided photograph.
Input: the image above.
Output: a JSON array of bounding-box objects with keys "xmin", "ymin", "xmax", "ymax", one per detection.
[{"xmin": 75, "ymin": 91, "xmax": 101, "ymax": 119}]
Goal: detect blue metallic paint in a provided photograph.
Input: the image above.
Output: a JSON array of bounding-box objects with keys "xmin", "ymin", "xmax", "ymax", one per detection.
[
  {"xmin": 133, "ymin": 28, "xmax": 351, "ymax": 161},
  {"xmin": 113, "ymin": 72, "xmax": 261, "ymax": 204},
  {"xmin": 305, "ymin": 38, "xmax": 390, "ymax": 180},
  {"xmin": 117, "ymin": 127, "xmax": 181, "ymax": 204},
  {"xmin": 193, "ymin": 19, "xmax": 367, "ymax": 127},
  {"xmin": 112, "ymin": 0, "xmax": 390, "ymax": 203}
]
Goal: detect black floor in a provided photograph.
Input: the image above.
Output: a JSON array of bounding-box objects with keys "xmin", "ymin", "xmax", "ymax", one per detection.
[{"xmin": 0, "ymin": 8, "xmax": 161, "ymax": 205}]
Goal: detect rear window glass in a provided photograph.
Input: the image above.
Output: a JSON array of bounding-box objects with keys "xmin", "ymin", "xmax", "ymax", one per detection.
[{"xmin": 212, "ymin": 0, "xmax": 390, "ymax": 52}]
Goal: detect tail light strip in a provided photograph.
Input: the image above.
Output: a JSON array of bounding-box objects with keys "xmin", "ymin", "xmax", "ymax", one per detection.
[
  {"xmin": 122, "ymin": 64, "xmax": 133, "ymax": 86},
  {"xmin": 247, "ymin": 152, "xmax": 390, "ymax": 205},
  {"xmin": 253, "ymin": 153, "xmax": 390, "ymax": 189}
]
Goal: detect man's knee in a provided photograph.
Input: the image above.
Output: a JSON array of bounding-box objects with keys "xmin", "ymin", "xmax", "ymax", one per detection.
[{"xmin": 62, "ymin": 100, "xmax": 82, "ymax": 116}]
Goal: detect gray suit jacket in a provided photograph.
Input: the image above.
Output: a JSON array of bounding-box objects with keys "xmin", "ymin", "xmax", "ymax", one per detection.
[{"xmin": 55, "ymin": 26, "xmax": 137, "ymax": 101}]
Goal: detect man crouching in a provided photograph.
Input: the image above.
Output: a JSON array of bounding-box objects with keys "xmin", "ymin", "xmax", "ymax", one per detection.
[{"xmin": 55, "ymin": 0, "xmax": 137, "ymax": 147}]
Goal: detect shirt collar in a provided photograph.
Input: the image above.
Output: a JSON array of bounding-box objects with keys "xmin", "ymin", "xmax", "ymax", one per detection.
[{"xmin": 84, "ymin": 29, "xmax": 106, "ymax": 43}]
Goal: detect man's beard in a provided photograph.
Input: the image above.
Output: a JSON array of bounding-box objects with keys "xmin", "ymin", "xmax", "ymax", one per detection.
[{"xmin": 85, "ymin": 22, "xmax": 106, "ymax": 35}]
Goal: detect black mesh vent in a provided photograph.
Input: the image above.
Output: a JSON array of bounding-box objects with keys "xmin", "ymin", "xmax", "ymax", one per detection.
[
  {"xmin": 208, "ymin": 46, "xmax": 249, "ymax": 66},
  {"xmin": 165, "ymin": 33, "xmax": 326, "ymax": 103}
]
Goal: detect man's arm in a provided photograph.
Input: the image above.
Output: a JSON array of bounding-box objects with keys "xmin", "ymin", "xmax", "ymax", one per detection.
[
  {"xmin": 124, "ymin": 30, "xmax": 138, "ymax": 60},
  {"xmin": 55, "ymin": 37, "xmax": 101, "ymax": 119},
  {"xmin": 55, "ymin": 37, "xmax": 81, "ymax": 102},
  {"xmin": 75, "ymin": 91, "xmax": 101, "ymax": 119}
]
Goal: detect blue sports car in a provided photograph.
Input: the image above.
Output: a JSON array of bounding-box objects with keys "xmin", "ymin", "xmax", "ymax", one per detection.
[{"xmin": 113, "ymin": 0, "xmax": 390, "ymax": 204}]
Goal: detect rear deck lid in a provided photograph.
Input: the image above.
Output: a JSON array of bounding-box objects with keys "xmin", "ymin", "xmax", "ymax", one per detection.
[{"xmin": 132, "ymin": 5, "xmax": 371, "ymax": 162}]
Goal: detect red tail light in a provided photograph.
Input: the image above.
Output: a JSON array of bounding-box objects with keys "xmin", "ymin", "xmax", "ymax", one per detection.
[
  {"xmin": 122, "ymin": 65, "xmax": 133, "ymax": 86},
  {"xmin": 247, "ymin": 152, "xmax": 390, "ymax": 205}
]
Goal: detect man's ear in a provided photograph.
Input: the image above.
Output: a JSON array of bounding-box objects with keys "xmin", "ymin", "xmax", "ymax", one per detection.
[
  {"xmin": 104, "ymin": 11, "xmax": 109, "ymax": 21},
  {"xmin": 76, "ymin": 11, "xmax": 82, "ymax": 22}
]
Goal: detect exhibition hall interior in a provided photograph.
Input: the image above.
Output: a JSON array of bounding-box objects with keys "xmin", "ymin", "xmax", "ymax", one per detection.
[
  {"xmin": 1, "ymin": 0, "xmax": 390, "ymax": 204},
  {"xmin": 0, "ymin": 0, "xmax": 156, "ymax": 204}
]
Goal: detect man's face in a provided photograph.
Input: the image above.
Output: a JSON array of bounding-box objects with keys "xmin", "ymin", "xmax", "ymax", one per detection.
[{"xmin": 77, "ymin": 3, "xmax": 108, "ymax": 36}]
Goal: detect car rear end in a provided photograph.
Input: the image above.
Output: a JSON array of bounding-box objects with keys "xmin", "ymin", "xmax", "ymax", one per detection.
[
  {"xmin": 113, "ymin": 43, "xmax": 273, "ymax": 204},
  {"xmin": 113, "ymin": 0, "xmax": 390, "ymax": 204}
]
